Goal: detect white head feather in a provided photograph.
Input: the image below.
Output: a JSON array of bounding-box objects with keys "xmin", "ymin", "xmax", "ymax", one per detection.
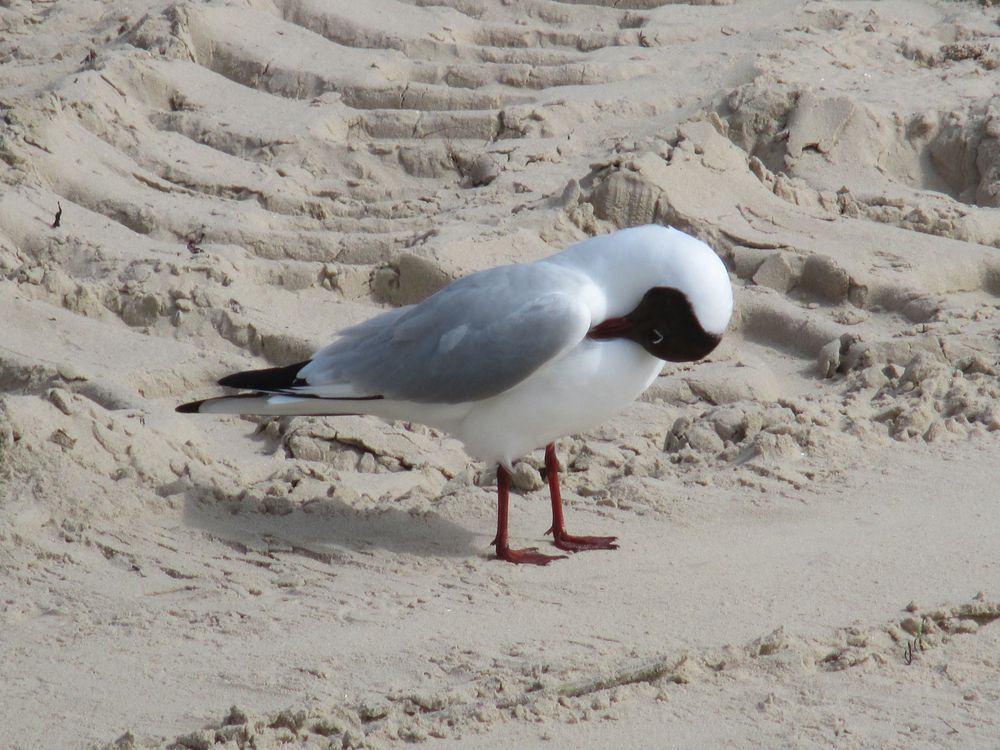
[{"xmin": 548, "ymin": 224, "xmax": 733, "ymax": 336}]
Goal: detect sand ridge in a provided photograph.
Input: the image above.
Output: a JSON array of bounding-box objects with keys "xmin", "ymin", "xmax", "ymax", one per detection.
[{"xmin": 1, "ymin": 0, "xmax": 999, "ymax": 747}]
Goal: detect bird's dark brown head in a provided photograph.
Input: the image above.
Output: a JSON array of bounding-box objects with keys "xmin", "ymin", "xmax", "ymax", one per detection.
[{"xmin": 588, "ymin": 286, "xmax": 722, "ymax": 362}]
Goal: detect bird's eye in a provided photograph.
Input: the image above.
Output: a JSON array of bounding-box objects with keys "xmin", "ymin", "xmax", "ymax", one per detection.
[{"xmin": 651, "ymin": 329, "xmax": 664, "ymax": 345}]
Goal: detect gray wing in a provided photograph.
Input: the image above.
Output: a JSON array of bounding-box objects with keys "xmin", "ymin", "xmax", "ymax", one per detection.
[{"xmin": 297, "ymin": 262, "xmax": 592, "ymax": 403}]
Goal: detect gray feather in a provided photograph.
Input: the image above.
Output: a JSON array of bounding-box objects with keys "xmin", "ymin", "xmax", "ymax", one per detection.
[{"xmin": 298, "ymin": 262, "xmax": 591, "ymax": 403}]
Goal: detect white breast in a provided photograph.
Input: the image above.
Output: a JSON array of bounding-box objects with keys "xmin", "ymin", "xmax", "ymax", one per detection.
[{"xmin": 454, "ymin": 338, "xmax": 663, "ymax": 466}]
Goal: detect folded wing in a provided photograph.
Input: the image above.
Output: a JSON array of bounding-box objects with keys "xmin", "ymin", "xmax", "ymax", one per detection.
[{"xmin": 294, "ymin": 262, "xmax": 593, "ymax": 404}]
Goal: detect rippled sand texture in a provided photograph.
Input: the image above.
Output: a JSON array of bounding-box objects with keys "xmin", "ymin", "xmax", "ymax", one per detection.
[{"xmin": 2, "ymin": 1, "xmax": 1000, "ymax": 748}]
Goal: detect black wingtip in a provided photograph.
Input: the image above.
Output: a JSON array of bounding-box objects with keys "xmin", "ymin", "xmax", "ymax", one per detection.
[
  {"xmin": 217, "ymin": 360, "xmax": 311, "ymax": 390},
  {"xmin": 176, "ymin": 400, "xmax": 205, "ymax": 413}
]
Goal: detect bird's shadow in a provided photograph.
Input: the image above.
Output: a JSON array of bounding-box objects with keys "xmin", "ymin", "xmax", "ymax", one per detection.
[{"xmin": 181, "ymin": 488, "xmax": 483, "ymax": 563}]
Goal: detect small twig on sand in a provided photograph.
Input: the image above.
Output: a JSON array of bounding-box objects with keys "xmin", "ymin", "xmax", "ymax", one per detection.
[
  {"xmin": 52, "ymin": 202, "xmax": 62, "ymax": 228},
  {"xmin": 24, "ymin": 136, "xmax": 52, "ymax": 154},
  {"xmin": 100, "ymin": 73, "xmax": 127, "ymax": 99},
  {"xmin": 940, "ymin": 718, "xmax": 960, "ymax": 735},
  {"xmin": 365, "ymin": 652, "xmax": 687, "ymax": 735},
  {"xmin": 554, "ymin": 654, "xmax": 688, "ymax": 698}
]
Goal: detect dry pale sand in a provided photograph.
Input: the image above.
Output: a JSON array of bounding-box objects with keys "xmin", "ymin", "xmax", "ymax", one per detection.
[{"xmin": 2, "ymin": 0, "xmax": 1000, "ymax": 747}]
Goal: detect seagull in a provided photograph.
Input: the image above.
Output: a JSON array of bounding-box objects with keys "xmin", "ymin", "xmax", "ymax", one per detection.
[{"xmin": 177, "ymin": 225, "xmax": 733, "ymax": 564}]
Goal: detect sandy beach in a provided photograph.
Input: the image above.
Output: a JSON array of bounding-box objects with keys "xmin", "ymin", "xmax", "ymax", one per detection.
[{"xmin": 2, "ymin": 0, "xmax": 1000, "ymax": 747}]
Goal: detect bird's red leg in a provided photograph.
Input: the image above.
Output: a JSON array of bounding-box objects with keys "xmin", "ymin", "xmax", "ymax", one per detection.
[
  {"xmin": 492, "ymin": 464, "xmax": 565, "ymax": 565},
  {"xmin": 544, "ymin": 443, "xmax": 619, "ymax": 552}
]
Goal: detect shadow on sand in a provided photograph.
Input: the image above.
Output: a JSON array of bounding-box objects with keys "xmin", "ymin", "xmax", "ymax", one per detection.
[{"xmin": 180, "ymin": 489, "xmax": 483, "ymax": 562}]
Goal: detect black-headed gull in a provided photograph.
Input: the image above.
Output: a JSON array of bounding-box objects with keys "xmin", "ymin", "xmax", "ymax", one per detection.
[{"xmin": 177, "ymin": 225, "xmax": 733, "ymax": 564}]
